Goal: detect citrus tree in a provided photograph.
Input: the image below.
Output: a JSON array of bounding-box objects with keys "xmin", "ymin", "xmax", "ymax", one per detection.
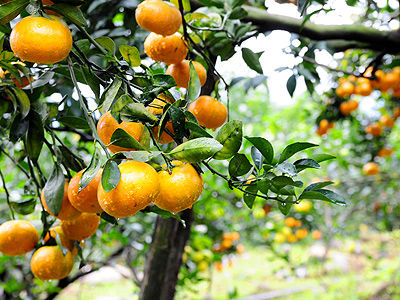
[{"xmin": 0, "ymin": 0, "xmax": 397, "ymax": 299}]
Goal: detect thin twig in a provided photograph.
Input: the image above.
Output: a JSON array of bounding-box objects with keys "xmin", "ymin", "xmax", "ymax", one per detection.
[{"xmin": 0, "ymin": 168, "xmax": 15, "ymax": 219}]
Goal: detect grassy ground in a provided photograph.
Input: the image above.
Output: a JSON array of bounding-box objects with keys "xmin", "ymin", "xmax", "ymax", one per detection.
[{"xmin": 57, "ymin": 230, "xmax": 400, "ymax": 300}]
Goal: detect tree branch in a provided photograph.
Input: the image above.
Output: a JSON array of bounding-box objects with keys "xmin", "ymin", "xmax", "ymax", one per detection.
[{"xmin": 190, "ymin": 1, "xmax": 400, "ymax": 53}]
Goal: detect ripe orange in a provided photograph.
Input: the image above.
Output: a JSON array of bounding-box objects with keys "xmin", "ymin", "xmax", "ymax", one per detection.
[
  {"xmin": 41, "ymin": 182, "xmax": 81, "ymax": 220},
  {"xmin": 166, "ymin": 60, "xmax": 207, "ymax": 88},
  {"xmin": 223, "ymin": 232, "xmax": 240, "ymax": 241},
  {"xmin": 380, "ymin": 115, "xmax": 395, "ymax": 128},
  {"xmin": 355, "ymin": 81, "xmax": 373, "ymax": 96},
  {"xmin": 0, "ymin": 64, "xmax": 33, "ymax": 88},
  {"xmin": 214, "ymin": 261, "xmax": 223, "ymax": 272},
  {"xmin": 154, "ymin": 161, "xmax": 204, "ymax": 214},
  {"xmin": 377, "ymin": 148, "xmax": 393, "ymax": 157},
  {"xmin": 67, "ymin": 168, "xmax": 103, "ymax": 213},
  {"xmin": 363, "ymin": 162, "xmax": 379, "ymax": 175},
  {"xmin": 394, "ymin": 107, "xmax": 400, "ymax": 118},
  {"xmin": 61, "ymin": 213, "xmax": 100, "ymax": 241},
  {"xmin": 135, "ymin": 0, "xmax": 182, "ymax": 36},
  {"xmin": 147, "ymin": 94, "xmax": 175, "ymax": 144},
  {"xmin": 295, "ymin": 228, "xmax": 308, "ymax": 239},
  {"xmin": 31, "ymin": 246, "xmax": 74, "ymax": 280},
  {"xmin": 43, "ymin": 225, "xmax": 76, "ymax": 254},
  {"xmin": 340, "ymin": 100, "xmax": 358, "ymax": 115},
  {"xmin": 236, "ymin": 244, "xmax": 245, "ymax": 254},
  {"xmin": 285, "ymin": 217, "xmax": 297, "ymax": 227},
  {"xmin": 144, "ymin": 32, "xmax": 187, "ymax": 65},
  {"xmin": 97, "ymin": 161, "xmax": 160, "ymax": 218},
  {"xmin": 336, "ymin": 81, "xmax": 354, "ymax": 98},
  {"xmin": 0, "ymin": 220, "xmax": 39, "ymax": 256},
  {"xmin": 295, "ymin": 220, "xmax": 302, "ymax": 227},
  {"xmin": 380, "ymin": 72, "xmax": 400, "ymax": 91},
  {"xmin": 188, "ymin": 96, "xmax": 227, "ymax": 130},
  {"xmin": 287, "ymin": 234, "xmax": 298, "ymax": 243},
  {"xmin": 97, "ymin": 111, "xmax": 143, "ymax": 153},
  {"xmin": 365, "ymin": 123, "xmax": 382, "ymax": 136},
  {"xmin": 311, "ymin": 230, "xmax": 322, "ymax": 240},
  {"xmin": 10, "ymin": 16, "xmax": 72, "ymax": 64}
]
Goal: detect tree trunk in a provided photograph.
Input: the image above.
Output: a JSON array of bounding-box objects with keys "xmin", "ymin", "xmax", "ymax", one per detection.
[{"xmin": 139, "ymin": 209, "xmax": 194, "ymax": 300}]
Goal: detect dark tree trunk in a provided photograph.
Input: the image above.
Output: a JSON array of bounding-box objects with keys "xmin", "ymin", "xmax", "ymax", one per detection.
[{"xmin": 139, "ymin": 209, "xmax": 194, "ymax": 300}]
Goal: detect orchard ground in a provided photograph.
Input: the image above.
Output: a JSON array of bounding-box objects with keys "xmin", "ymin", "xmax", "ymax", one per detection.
[{"xmin": 55, "ymin": 229, "xmax": 400, "ymax": 300}]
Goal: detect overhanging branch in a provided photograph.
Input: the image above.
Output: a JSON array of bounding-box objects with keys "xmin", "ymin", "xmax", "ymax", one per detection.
[{"xmin": 190, "ymin": 1, "xmax": 400, "ymax": 53}]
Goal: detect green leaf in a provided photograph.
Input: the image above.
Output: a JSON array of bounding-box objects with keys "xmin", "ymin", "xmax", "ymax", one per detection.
[
  {"xmin": 119, "ymin": 45, "xmax": 141, "ymax": 67},
  {"xmin": 100, "ymin": 212, "xmax": 118, "ymax": 224},
  {"xmin": 47, "ymin": 4, "xmax": 87, "ymax": 27},
  {"xmin": 275, "ymin": 162, "xmax": 297, "ymax": 177},
  {"xmin": 43, "ymin": 165, "xmax": 65, "ymax": 217},
  {"xmin": 251, "ymin": 146, "xmax": 263, "ymax": 170},
  {"xmin": 294, "ymin": 158, "xmax": 320, "ymax": 172},
  {"xmin": 147, "ymin": 205, "xmax": 186, "ymax": 227},
  {"xmin": 120, "ymin": 102, "xmax": 158, "ymax": 124},
  {"xmin": 10, "ymin": 87, "xmax": 30, "ymax": 119},
  {"xmin": 0, "ymin": 0, "xmax": 29, "ymax": 25},
  {"xmin": 25, "ymin": 112, "xmax": 44, "ymax": 162},
  {"xmin": 167, "ymin": 137, "xmax": 223, "ymax": 163},
  {"xmin": 311, "ymin": 153, "xmax": 336, "ymax": 163},
  {"xmin": 304, "ymin": 181, "xmax": 334, "ymax": 192},
  {"xmin": 169, "ymin": 105, "xmax": 186, "ymax": 141},
  {"xmin": 100, "ymin": 77, "xmax": 122, "ymax": 113},
  {"xmin": 95, "ymin": 36, "xmax": 116, "ymax": 55},
  {"xmin": 79, "ymin": 150, "xmax": 101, "ymax": 193},
  {"xmin": 242, "ymin": 48, "xmax": 263, "ymax": 74},
  {"xmin": 299, "ymin": 189, "xmax": 345, "ymax": 206},
  {"xmin": 271, "ymin": 175, "xmax": 297, "ymax": 189},
  {"xmin": 11, "ymin": 198, "xmax": 36, "ymax": 215},
  {"xmin": 110, "ymin": 128, "xmax": 147, "ymax": 151},
  {"xmin": 279, "ymin": 142, "xmax": 318, "ymax": 163},
  {"xmin": 170, "ymin": 0, "xmax": 191, "ymax": 11},
  {"xmin": 214, "ymin": 120, "xmax": 243, "ymax": 160},
  {"xmin": 228, "ymin": 153, "xmax": 252, "ymax": 177},
  {"xmin": 153, "ymin": 74, "xmax": 176, "ymax": 87},
  {"xmin": 9, "ymin": 114, "xmax": 29, "ymax": 143},
  {"xmin": 185, "ymin": 121, "xmax": 213, "ymax": 139},
  {"xmin": 257, "ymin": 178, "xmax": 270, "ymax": 195},
  {"xmin": 245, "ymin": 136, "xmax": 274, "ymax": 164},
  {"xmin": 81, "ymin": 67, "xmax": 100, "ymax": 99},
  {"xmin": 278, "ymin": 199, "xmax": 292, "ymax": 215},
  {"xmin": 58, "ymin": 116, "xmax": 90, "ymax": 130},
  {"xmin": 187, "ymin": 61, "xmax": 201, "ymax": 102},
  {"xmin": 59, "ymin": 145, "xmax": 86, "ymax": 172},
  {"xmin": 286, "ymin": 74, "xmax": 296, "ymax": 97},
  {"xmin": 243, "ymin": 184, "xmax": 258, "ymax": 209},
  {"xmin": 101, "ymin": 160, "xmax": 121, "ymax": 193},
  {"xmin": 229, "ymin": 7, "xmax": 247, "ymax": 19}
]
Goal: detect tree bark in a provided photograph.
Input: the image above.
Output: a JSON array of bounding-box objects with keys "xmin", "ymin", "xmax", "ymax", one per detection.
[{"xmin": 139, "ymin": 209, "xmax": 194, "ymax": 300}]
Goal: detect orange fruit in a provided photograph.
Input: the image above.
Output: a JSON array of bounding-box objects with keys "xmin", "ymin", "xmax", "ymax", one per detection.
[
  {"xmin": 340, "ymin": 100, "xmax": 358, "ymax": 115},
  {"xmin": 0, "ymin": 220, "xmax": 39, "ymax": 256},
  {"xmin": 355, "ymin": 81, "xmax": 373, "ymax": 96},
  {"xmin": 42, "ymin": 0, "xmax": 62, "ymax": 16},
  {"xmin": 295, "ymin": 228, "xmax": 308, "ymax": 239},
  {"xmin": 10, "ymin": 16, "xmax": 72, "ymax": 64},
  {"xmin": 336, "ymin": 81, "xmax": 354, "ymax": 98},
  {"xmin": 393, "ymin": 88, "xmax": 400, "ymax": 98},
  {"xmin": 154, "ymin": 161, "xmax": 204, "ymax": 214},
  {"xmin": 0, "ymin": 66, "xmax": 33, "ymax": 88},
  {"xmin": 363, "ymin": 162, "xmax": 379, "ymax": 175},
  {"xmin": 97, "ymin": 161, "xmax": 160, "ymax": 218},
  {"xmin": 311, "ymin": 230, "xmax": 322, "ymax": 240},
  {"xmin": 380, "ymin": 115, "xmax": 395, "ymax": 128},
  {"xmin": 377, "ymin": 148, "xmax": 393, "ymax": 157},
  {"xmin": 135, "ymin": 0, "xmax": 182, "ymax": 36},
  {"xmin": 380, "ymin": 72, "xmax": 400, "ymax": 91},
  {"xmin": 147, "ymin": 94, "xmax": 175, "ymax": 144},
  {"xmin": 223, "ymin": 232, "xmax": 240, "ymax": 241},
  {"xmin": 287, "ymin": 234, "xmax": 298, "ymax": 243},
  {"xmin": 394, "ymin": 107, "xmax": 400, "ymax": 118},
  {"xmin": 41, "ymin": 182, "xmax": 81, "ymax": 220},
  {"xmin": 43, "ymin": 225, "xmax": 76, "ymax": 253},
  {"xmin": 144, "ymin": 32, "xmax": 187, "ymax": 65},
  {"xmin": 30, "ymin": 246, "xmax": 74, "ymax": 280},
  {"xmin": 236, "ymin": 244, "xmax": 245, "ymax": 254},
  {"xmin": 188, "ymin": 96, "xmax": 227, "ymax": 130},
  {"xmin": 61, "ymin": 213, "xmax": 100, "ymax": 241},
  {"xmin": 97, "ymin": 111, "xmax": 143, "ymax": 153},
  {"xmin": 67, "ymin": 168, "xmax": 103, "ymax": 213},
  {"xmin": 285, "ymin": 217, "xmax": 297, "ymax": 227},
  {"xmin": 214, "ymin": 261, "xmax": 223, "ymax": 272},
  {"xmin": 166, "ymin": 60, "xmax": 207, "ymax": 88},
  {"xmin": 262, "ymin": 204, "xmax": 271, "ymax": 214},
  {"xmin": 295, "ymin": 220, "xmax": 302, "ymax": 227},
  {"xmin": 365, "ymin": 123, "xmax": 382, "ymax": 136}
]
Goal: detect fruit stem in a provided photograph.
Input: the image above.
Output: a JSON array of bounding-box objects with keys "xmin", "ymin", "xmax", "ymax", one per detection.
[
  {"xmin": 145, "ymin": 124, "xmax": 173, "ymax": 174},
  {"xmin": 0, "ymin": 168, "xmax": 15, "ymax": 219}
]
